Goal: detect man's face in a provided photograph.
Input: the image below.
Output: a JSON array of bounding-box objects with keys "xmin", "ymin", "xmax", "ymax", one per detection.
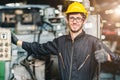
[{"xmin": 67, "ymin": 13, "xmax": 85, "ymax": 33}]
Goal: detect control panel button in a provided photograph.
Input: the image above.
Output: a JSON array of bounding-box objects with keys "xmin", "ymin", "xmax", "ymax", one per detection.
[
  {"xmin": 0, "ymin": 28, "xmax": 11, "ymax": 61},
  {"xmin": 0, "ymin": 33, "xmax": 7, "ymax": 40}
]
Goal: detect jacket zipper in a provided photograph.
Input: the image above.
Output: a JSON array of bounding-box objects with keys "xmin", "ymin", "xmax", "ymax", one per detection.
[
  {"xmin": 77, "ymin": 54, "xmax": 90, "ymax": 70},
  {"xmin": 59, "ymin": 52, "xmax": 65, "ymax": 69},
  {"xmin": 69, "ymin": 41, "xmax": 74, "ymax": 80}
]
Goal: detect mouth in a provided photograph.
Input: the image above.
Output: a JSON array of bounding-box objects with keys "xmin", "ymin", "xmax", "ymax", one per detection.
[{"xmin": 72, "ymin": 25, "xmax": 78, "ymax": 29}]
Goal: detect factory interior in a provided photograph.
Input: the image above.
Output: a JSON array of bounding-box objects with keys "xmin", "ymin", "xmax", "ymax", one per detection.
[{"xmin": 0, "ymin": 0, "xmax": 120, "ymax": 80}]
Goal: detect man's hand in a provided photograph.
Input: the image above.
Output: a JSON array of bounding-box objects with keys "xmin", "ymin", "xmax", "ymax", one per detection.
[
  {"xmin": 11, "ymin": 32, "xmax": 18, "ymax": 45},
  {"xmin": 95, "ymin": 49, "xmax": 110, "ymax": 63}
]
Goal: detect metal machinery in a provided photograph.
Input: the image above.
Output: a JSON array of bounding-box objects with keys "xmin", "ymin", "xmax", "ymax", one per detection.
[
  {"xmin": 0, "ymin": 4, "xmax": 48, "ymax": 80},
  {"xmin": 0, "ymin": 3, "xmax": 66, "ymax": 80},
  {"xmin": 0, "ymin": 0, "xmax": 113, "ymax": 80},
  {"xmin": 0, "ymin": 28, "xmax": 11, "ymax": 80}
]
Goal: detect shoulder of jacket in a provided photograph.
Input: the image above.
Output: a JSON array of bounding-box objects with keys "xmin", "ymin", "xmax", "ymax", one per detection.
[
  {"xmin": 57, "ymin": 35, "xmax": 66, "ymax": 39},
  {"xmin": 54, "ymin": 35, "xmax": 66, "ymax": 41},
  {"xmin": 85, "ymin": 33, "xmax": 99, "ymax": 41}
]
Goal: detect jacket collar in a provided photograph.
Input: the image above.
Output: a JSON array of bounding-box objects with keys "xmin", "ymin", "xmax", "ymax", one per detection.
[{"xmin": 67, "ymin": 30, "xmax": 85, "ymax": 40}]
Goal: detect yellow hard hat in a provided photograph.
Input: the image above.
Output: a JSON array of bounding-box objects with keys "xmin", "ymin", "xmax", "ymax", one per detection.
[{"xmin": 65, "ymin": 2, "xmax": 88, "ymax": 17}]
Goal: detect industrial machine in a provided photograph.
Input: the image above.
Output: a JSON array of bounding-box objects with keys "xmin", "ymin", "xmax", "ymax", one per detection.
[{"xmin": 0, "ymin": 3, "xmax": 66, "ymax": 80}]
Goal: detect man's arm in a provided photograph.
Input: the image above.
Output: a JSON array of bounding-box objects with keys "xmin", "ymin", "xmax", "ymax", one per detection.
[
  {"xmin": 11, "ymin": 32, "xmax": 58, "ymax": 56},
  {"xmin": 94, "ymin": 40, "xmax": 120, "ymax": 63}
]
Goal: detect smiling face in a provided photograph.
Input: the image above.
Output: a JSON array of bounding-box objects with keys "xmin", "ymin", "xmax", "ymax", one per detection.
[{"xmin": 67, "ymin": 13, "xmax": 86, "ymax": 33}]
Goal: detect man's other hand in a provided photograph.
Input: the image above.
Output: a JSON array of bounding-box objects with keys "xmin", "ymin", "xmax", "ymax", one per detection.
[{"xmin": 95, "ymin": 49, "xmax": 110, "ymax": 63}]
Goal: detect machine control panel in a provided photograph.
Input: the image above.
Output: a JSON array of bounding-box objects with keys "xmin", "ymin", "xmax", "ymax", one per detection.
[{"xmin": 0, "ymin": 28, "xmax": 11, "ymax": 61}]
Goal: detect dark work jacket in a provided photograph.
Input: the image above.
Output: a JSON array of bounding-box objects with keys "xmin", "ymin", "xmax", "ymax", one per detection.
[{"xmin": 22, "ymin": 31, "xmax": 120, "ymax": 80}]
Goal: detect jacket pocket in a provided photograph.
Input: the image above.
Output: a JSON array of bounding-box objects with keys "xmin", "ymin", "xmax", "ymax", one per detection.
[
  {"xmin": 77, "ymin": 54, "xmax": 90, "ymax": 70},
  {"xmin": 59, "ymin": 52, "xmax": 65, "ymax": 69}
]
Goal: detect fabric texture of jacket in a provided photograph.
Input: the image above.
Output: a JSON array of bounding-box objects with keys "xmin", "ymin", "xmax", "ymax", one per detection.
[{"xmin": 22, "ymin": 30, "xmax": 120, "ymax": 80}]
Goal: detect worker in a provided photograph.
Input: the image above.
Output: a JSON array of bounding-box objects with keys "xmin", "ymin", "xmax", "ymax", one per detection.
[{"xmin": 11, "ymin": 2, "xmax": 120, "ymax": 80}]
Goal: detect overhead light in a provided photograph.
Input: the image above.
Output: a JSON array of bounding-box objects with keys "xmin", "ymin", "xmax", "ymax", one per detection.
[
  {"xmin": 114, "ymin": 6, "xmax": 120, "ymax": 15},
  {"xmin": 105, "ymin": 9, "xmax": 113, "ymax": 14},
  {"xmin": 102, "ymin": 20, "xmax": 107, "ymax": 23},
  {"xmin": 115, "ymin": 23, "xmax": 120, "ymax": 27},
  {"xmin": 107, "ymin": 23, "xmax": 112, "ymax": 26},
  {"xmin": 101, "ymin": 35, "xmax": 106, "ymax": 40}
]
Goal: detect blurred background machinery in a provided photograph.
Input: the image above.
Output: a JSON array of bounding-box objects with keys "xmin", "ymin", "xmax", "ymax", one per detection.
[
  {"xmin": 0, "ymin": 0, "xmax": 120, "ymax": 80},
  {"xmin": 0, "ymin": 3, "xmax": 66, "ymax": 80}
]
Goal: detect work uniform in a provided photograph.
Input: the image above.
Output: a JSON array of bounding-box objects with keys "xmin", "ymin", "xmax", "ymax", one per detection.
[{"xmin": 22, "ymin": 30, "xmax": 120, "ymax": 80}]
